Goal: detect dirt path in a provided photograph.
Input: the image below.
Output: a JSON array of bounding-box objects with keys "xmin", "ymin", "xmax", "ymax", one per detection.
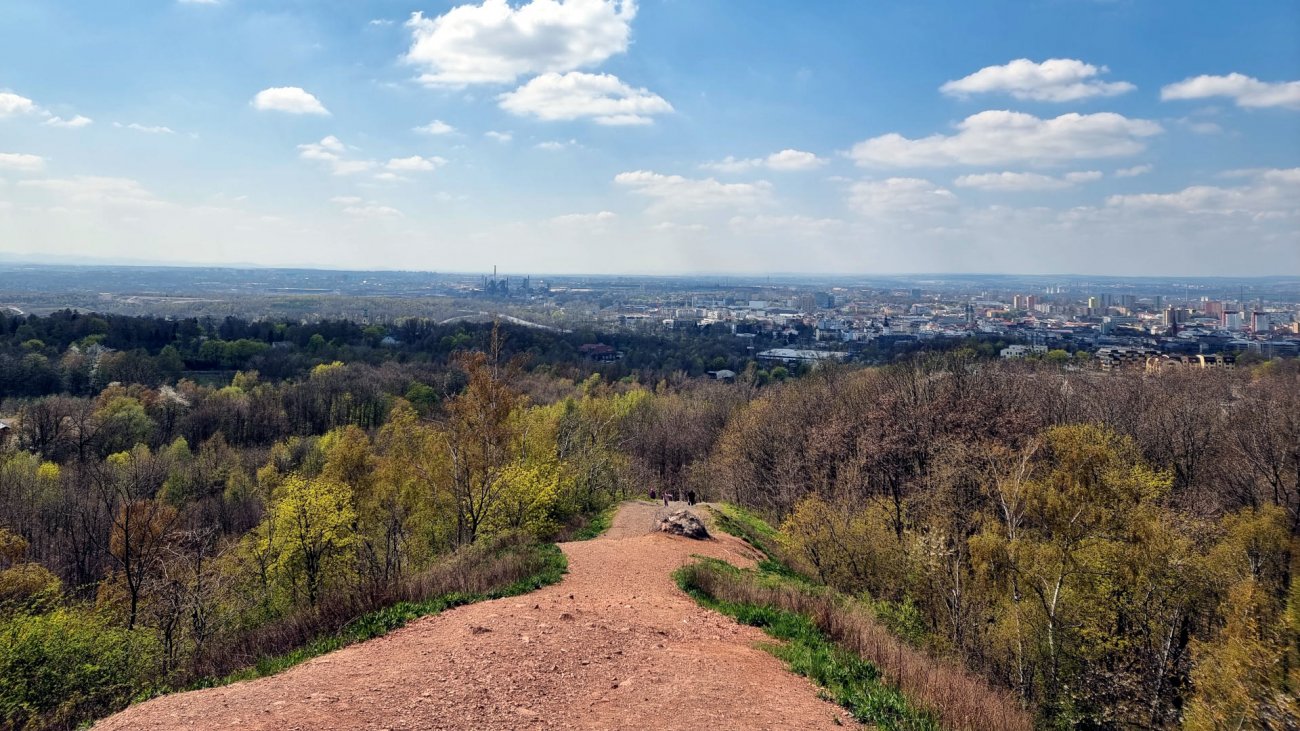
[{"xmin": 97, "ymin": 501, "xmax": 850, "ymax": 730}]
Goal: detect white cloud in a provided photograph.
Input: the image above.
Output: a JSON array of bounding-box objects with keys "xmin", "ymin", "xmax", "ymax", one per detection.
[
  {"xmin": 536, "ymin": 139, "xmax": 579, "ymax": 150},
  {"xmin": 941, "ymin": 58, "xmax": 1135, "ymax": 102},
  {"xmin": 1161, "ymin": 73, "xmax": 1300, "ymax": 110},
  {"xmin": 297, "ymin": 136, "xmax": 345, "ymax": 162},
  {"xmin": 251, "ymin": 87, "xmax": 330, "ymax": 115},
  {"xmin": 651, "ymin": 221, "xmax": 707, "ymax": 233},
  {"xmin": 331, "ymin": 160, "xmax": 377, "ymax": 176},
  {"xmin": 0, "ymin": 92, "xmax": 39, "ymax": 117},
  {"xmin": 0, "ymin": 91, "xmax": 93, "ymax": 130},
  {"xmin": 343, "ymin": 204, "xmax": 403, "ymax": 218},
  {"xmin": 485, "ymin": 130, "xmax": 513, "ymax": 143},
  {"xmin": 404, "ymin": 0, "xmax": 637, "ymax": 87},
  {"xmin": 43, "ymin": 114, "xmax": 93, "ymax": 129},
  {"xmin": 0, "ymin": 153, "xmax": 45, "ymax": 173},
  {"xmin": 1115, "ymin": 164, "xmax": 1153, "ymax": 178},
  {"xmin": 549, "ymin": 211, "xmax": 617, "ymax": 225},
  {"xmin": 614, "ymin": 170, "xmax": 771, "ymax": 213},
  {"xmin": 299, "ymin": 139, "xmax": 444, "ymax": 179},
  {"xmin": 498, "ymin": 71, "xmax": 671, "ymax": 125},
  {"xmin": 116, "ymin": 122, "xmax": 175, "ymax": 134},
  {"xmin": 327, "ymin": 196, "xmax": 402, "ymax": 217},
  {"xmin": 297, "ymin": 136, "xmax": 377, "ymax": 175},
  {"xmin": 1106, "ymin": 167, "xmax": 1300, "ymax": 219},
  {"xmin": 849, "ymin": 111, "xmax": 1162, "ymax": 167},
  {"xmin": 703, "ymin": 149, "xmax": 825, "ymax": 174},
  {"xmin": 848, "ymin": 178, "xmax": 957, "ymax": 216},
  {"xmin": 954, "ymin": 170, "xmax": 1102, "ymax": 191},
  {"xmin": 368, "ymin": 19, "xmax": 394, "ymax": 26},
  {"xmin": 386, "ymin": 155, "xmax": 448, "ymax": 172},
  {"xmin": 414, "ymin": 119, "xmax": 455, "ymax": 135},
  {"xmin": 19, "ymin": 176, "xmax": 162, "ymax": 207}
]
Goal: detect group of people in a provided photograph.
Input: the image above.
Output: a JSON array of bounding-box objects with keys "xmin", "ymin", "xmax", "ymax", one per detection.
[{"xmin": 649, "ymin": 489, "xmax": 697, "ymax": 506}]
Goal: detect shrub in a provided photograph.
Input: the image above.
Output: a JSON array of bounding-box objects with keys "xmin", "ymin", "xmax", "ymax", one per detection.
[{"xmin": 0, "ymin": 608, "xmax": 159, "ymax": 730}]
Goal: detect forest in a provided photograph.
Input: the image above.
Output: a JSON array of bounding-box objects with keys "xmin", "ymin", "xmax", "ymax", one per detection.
[{"xmin": 0, "ymin": 309, "xmax": 1296, "ymax": 729}]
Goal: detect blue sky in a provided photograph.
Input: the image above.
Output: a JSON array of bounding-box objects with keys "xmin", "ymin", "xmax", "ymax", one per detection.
[{"xmin": 1, "ymin": 0, "xmax": 1297, "ymax": 275}]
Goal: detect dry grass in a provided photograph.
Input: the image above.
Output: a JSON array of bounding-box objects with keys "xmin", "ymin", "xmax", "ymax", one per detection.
[{"xmin": 680, "ymin": 561, "xmax": 1033, "ymax": 731}]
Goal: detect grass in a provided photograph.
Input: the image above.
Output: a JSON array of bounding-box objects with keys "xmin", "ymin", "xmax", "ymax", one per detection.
[
  {"xmin": 677, "ymin": 561, "xmax": 938, "ymax": 731},
  {"xmin": 187, "ymin": 537, "xmax": 567, "ymax": 690},
  {"xmin": 681, "ymin": 508, "xmax": 1036, "ymax": 731},
  {"xmin": 570, "ymin": 503, "xmax": 618, "ymax": 541},
  {"xmin": 708, "ymin": 503, "xmax": 780, "ymax": 555}
]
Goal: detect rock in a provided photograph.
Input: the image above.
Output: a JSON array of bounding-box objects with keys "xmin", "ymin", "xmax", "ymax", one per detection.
[{"xmin": 658, "ymin": 510, "xmax": 709, "ymax": 540}]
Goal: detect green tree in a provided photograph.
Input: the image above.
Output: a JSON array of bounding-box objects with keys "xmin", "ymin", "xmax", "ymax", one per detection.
[{"xmin": 266, "ymin": 474, "xmax": 356, "ymax": 606}]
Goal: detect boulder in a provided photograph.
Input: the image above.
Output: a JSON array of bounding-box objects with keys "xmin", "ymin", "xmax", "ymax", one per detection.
[{"xmin": 658, "ymin": 510, "xmax": 709, "ymax": 540}]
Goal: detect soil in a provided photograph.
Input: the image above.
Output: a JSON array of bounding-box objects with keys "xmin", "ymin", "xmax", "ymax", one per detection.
[{"xmin": 96, "ymin": 501, "xmax": 851, "ymax": 730}]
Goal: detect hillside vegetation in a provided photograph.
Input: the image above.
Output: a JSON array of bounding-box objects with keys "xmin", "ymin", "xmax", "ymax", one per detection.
[{"xmin": 0, "ymin": 310, "xmax": 1296, "ymax": 729}]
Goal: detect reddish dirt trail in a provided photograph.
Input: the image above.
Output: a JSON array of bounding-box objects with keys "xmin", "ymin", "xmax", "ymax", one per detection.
[{"xmin": 97, "ymin": 502, "xmax": 851, "ymax": 730}]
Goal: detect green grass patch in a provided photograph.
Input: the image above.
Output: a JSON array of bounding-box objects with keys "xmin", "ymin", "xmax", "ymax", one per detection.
[
  {"xmin": 676, "ymin": 562, "xmax": 939, "ymax": 731},
  {"xmin": 708, "ymin": 503, "xmax": 781, "ymax": 556},
  {"xmin": 571, "ymin": 503, "xmax": 618, "ymax": 541},
  {"xmin": 709, "ymin": 503, "xmax": 817, "ymax": 586},
  {"xmin": 198, "ymin": 542, "xmax": 566, "ymax": 688}
]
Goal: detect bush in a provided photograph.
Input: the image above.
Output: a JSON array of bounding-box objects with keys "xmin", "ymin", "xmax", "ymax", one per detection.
[{"xmin": 0, "ymin": 608, "xmax": 159, "ymax": 730}]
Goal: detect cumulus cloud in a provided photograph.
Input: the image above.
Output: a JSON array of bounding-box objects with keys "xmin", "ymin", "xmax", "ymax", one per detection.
[
  {"xmin": 329, "ymin": 196, "xmax": 363, "ymax": 205},
  {"xmin": 404, "ymin": 0, "xmax": 637, "ymax": 87},
  {"xmin": 0, "ymin": 152, "xmax": 45, "ymax": 173},
  {"xmin": 297, "ymin": 136, "xmax": 377, "ymax": 175},
  {"xmin": 485, "ymin": 130, "xmax": 513, "ymax": 143},
  {"xmin": 614, "ymin": 170, "xmax": 771, "ymax": 213},
  {"xmin": 414, "ymin": 119, "xmax": 455, "ymax": 135},
  {"xmin": 848, "ymin": 111, "xmax": 1161, "ymax": 167},
  {"xmin": 499, "ymin": 71, "xmax": 671, "ymax": 125},
  {"xmin": 1115, "ymin": 164, "xmax": 1153, "ymax": 178},
  {"xmin": 1106, "ymin": 167, "xmax": 1300, "ymax": 219},
  {"xmin": 0, "ymin": 92, "xmax": 39, "ymax": 117},
  {"xmin": 954, "ymin": 170, "xmax": 1102, "ymax": 191},
  {"xmin": 1, "ymin": 91, "xmax": 93, "ymax": 128},
  {"xmin": 251, "ymin": 87, "xmax": 330, "ymax": 115},
  {"xmin": 703, "ymin": 149, "xmax": 825, "ymax": 174},
  {"xmin": 297, "ymin": 136, "xmax": 346, "ymax": 162},
  {"xmin": 848, "ymin": 178, "xmax": 957, "ymax": 216},
  {"xmin": 299, "ymin": 139, "xmax": 445, "ymax": 180},
  {"xmin": 1161, "ymin": 73, "xmax": 1300, "ymax": 109},
  {"xmin": 386, "ymin": 155, "xmax": 448, "ymax": 172},
  {"xmin": 941, "ymin": 58, "xmax": 1135, "ymax": 102},
  {"xmin": 43, "ymin": 114, "xmax": 93, "ymax": 129}
]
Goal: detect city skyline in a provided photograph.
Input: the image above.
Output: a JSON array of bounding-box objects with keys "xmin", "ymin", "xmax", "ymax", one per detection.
[{"xmin": 1, "ymin": 0, "xmax": 1298, "ymax": 276}]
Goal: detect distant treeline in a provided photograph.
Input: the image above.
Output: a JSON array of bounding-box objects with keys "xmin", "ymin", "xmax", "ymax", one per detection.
[{"xmin": 0, "ymin": 310, "xmax": 788, "ymax": 399}]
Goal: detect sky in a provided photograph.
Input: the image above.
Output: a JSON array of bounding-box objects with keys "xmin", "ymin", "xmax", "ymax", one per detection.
[{"xmin": 0, "ymin": 0, "xmax": 1298, "ymax": 276}]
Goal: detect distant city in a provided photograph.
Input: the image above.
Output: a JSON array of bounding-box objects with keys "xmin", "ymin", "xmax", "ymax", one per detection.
[{"xmin": 2, "ymin": 263, "xmax": 1298, "ymax": 368}]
